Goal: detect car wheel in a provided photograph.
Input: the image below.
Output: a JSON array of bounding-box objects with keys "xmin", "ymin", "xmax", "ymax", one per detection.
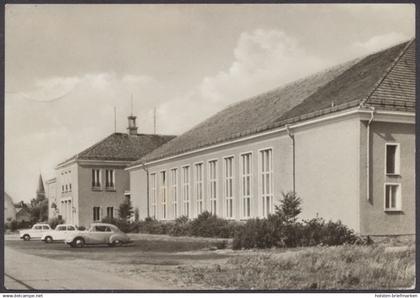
[
  {"xmin": 73, "ymin": 237, "xmax": 85, "ymax": 248},
  {"xmin": 112, "ymin": 240, "xmax": 122, "ymax": 247},
  {"xmin": 23, "ymin": 234, "xmax": 30, "ymax": 241},
  {"xmin": 45, "ymin": 236, "xmax": 53, "ymax": 243}
]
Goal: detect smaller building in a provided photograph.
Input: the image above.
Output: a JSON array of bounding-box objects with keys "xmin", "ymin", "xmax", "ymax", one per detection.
[{"xmin": 49, "ymin": 115, "xmax": 175, "ymax": 227}]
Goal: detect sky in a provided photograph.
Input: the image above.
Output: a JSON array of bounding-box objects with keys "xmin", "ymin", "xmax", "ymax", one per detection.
[{"xmin": 5, "ymin": 4, "xmax": 415, "ymax": 203}]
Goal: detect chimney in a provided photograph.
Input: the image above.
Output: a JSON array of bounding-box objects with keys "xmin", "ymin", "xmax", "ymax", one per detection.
[{"xmin": 127, "ymin": 115, "xmax": 138, "ymax": 135}]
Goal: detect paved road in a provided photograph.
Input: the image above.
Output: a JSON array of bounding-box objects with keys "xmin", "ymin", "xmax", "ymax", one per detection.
[{"xmin": 4, "ymin": 246, "xmax": 170, "ymax": 290}]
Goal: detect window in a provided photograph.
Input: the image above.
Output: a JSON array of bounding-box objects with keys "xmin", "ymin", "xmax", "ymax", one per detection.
[
  {"xmin": 160, "ymin": 171, "xmax": 167, "ymax": 219},
  {"xmin": 170, "ymin": 169, "xmax": 178, "ymax": 218},
  {"xmin": 224, "ymin": 157, "xmax": 234, "ymax": 218},
  {"xmin": 384, "ymin": 183, "xmax": 401, "ymax": 211},
  {"xmin": 105, "ymin": 169, "xmax": 115, "ymax": 189},
  {"xmin": 95, "ymin": 225, "xmax": 111, "ymax": 232},
  {"xmin": 57, "ymin": 226, "xmax": 66, "ymax": 231},
  {"xmin": 106, "ymin": 207, "xmax": 114, "ymax": 218},
  {"xmin": 241, "ymin": 153, "xmax": 252, "ymax": 219},
  {"xmin": 182, "ymin": 166, "xmax": 190, "ymax": 217},
  {"xmin": 34, "ymin": 226, "xmax": 42, "ymax": 230},
  {"xmin": 260, "ymin": 149, "xmax": 273, "ymax": 217},
  {"xmin": 208, "ymin": 160, "xmax": 218, "ymax": 215},
  {"xmin": 386, "ymin": 144, "xmax": 400, "ymax": 175},
  {"xmin": 150, "ymin": 173, "xmax": 157, "ymax": 218},
  {"xmin": 92, "ymin": 169, "xmax": 101, "ymax": 189},
  {"xmin": 93, "ymin": 207, "xmax": 101, "ymax": 221},
  {"xmin": 67, "ymin": 226, "xmax": 75, "ymax": 231},
  {"xmin": 195, "ymin": 163, "xmax": 204, "ymax": 216}
]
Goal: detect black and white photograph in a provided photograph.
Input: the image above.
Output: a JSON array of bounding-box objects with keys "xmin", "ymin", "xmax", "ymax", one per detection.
[{"xmin": 3, "ymin": 3, "xmax": 416, "ymax": 293}]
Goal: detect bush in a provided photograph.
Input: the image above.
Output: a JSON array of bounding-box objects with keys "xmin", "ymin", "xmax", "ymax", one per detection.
[
  {"xmin": 233, "ymin": 192, "xmax": 359, "ymax": 250},
  {"xmin": 169, "ymin": 216, "xmax": 191, "ymax": 236},
  {"xmin": 188, "ymin": 211, "xmax": 237, "ymax": 238},
  {"xmin": 137, "ymin": 217, "xmax": 174, "ymax": 235},
  {"xmin": 48, "ymin": 217, "xmax": 65, "ymax": 229}
]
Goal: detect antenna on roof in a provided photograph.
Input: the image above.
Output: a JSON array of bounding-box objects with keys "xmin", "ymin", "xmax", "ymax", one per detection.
[
  {"xmin": 130, "ymin": 94, "xmax": 134, "ymax": 116},
  {"xmin": 114, "ymin": 106, "xmax": 117, "ymax": 133},
  {"xmin": 154, "ymin": 107, "xmax": 157, "ymax": 134}
]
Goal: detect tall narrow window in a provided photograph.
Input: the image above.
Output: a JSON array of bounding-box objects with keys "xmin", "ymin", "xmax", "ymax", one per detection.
[
  {"xmin": 150, "ymin": 173, "xmax": 157, "ymax": 218},
  {"xmin": 224, "ymin": 157, "xmax": 234, "ymax": 218},
  {"xmin": 160, "ymin": 171, "xmax": 167, "ymax": 219},
  {"xmin": 241, "ymin": 153, "xmax": 252, "ymax": 219},
  {"xmin": 105, "ymin": 169, "xmax": 115, "ymax": 189},
  {"xmin": 386, "ymin": 144, "xmax": 400, "ymax": 175},
  {"xmin": 93, "ymin": 207, "xmax": 101, "ymax": 221},
  {"xmin": 92, "ymin": 169, "xmax": 101, "ymax": 189},
  {"xmin": 208, "ymin": 160, "xmax": 218, "ymax": 215},
  {"xmin": 182, "ymin": 166, "xmax": 190, "ymax": 217},
  {"xmin": 260, "ymin": 149, "xmax": 273, "ymax": 217},
  {"xmin": 171, "ymin": 169, "xmax": 178, "ymax": 218},
  {"xmin": 384, "ymin": 183, "xmax": 401, "ymax": 211},
  {"xmin": 195, "ymin": 163, "xmax": 204, "ymax": 216},
  {"xmin": 106, "ymin": 207, "xmax": 114, "ymax": 218}
]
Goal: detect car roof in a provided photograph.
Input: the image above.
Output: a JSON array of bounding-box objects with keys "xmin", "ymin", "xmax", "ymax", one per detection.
[{"xmin": 91, "ymin": 223, "xmax": 118, "ymax": 228}]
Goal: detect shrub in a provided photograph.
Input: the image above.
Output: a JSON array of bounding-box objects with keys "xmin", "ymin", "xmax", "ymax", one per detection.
[
  {"xmin": 101, "ymin": 216, "xmax": 135, "ymax": 233},
  {"xmin": 137, "ymin": 218, "xmax": 174, "ymax": 235},
  {"xmin": 169, "ymin": 216, "xmax": 191, "ymax": 236},
  {"xmin": 188, "ymin": 211, "xmax": 236, "ymax": 238},
  {"xmin": 48, "ymin": 217, "xmax": 65, "ymax": 229},
  {"xmin": 233, "ymin": 192, "xmax": 359, "ymax": 250}
]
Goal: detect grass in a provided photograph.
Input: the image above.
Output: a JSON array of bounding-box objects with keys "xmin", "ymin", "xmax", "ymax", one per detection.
[{"xmin": 177, "ymin": 242, "xmax": 415, "ymax": 290}]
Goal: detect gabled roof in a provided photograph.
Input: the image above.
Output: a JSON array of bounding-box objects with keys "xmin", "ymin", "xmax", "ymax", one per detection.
[
  {"xmin": 57, "ymin": 132, "xmax": 176, "ymax": 167},
  {"xmin": 132, "ymin": 39, "xmax": 415, "ymax": 165}
]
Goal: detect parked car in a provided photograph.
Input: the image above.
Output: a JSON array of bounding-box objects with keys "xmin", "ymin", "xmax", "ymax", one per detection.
[
  {"xmin": 41, "ymin": 224, "xmax": 78, "ymax": 243},
  {"xmin": 64, "ymin": 223, "xmax": 130, "ymax": 248},
  {"xmin": 19, "ymin": 223, "xmax": 52, "ymax": 241}
]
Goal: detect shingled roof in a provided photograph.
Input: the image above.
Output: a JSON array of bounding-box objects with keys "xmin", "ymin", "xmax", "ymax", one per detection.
[
  {"xmin": 57, "ymin": 132, "xmax": 176, "ymax": 167},
  {"xmin": 133, "ymin": 39, "xmax": 415, "ymax": 165}
]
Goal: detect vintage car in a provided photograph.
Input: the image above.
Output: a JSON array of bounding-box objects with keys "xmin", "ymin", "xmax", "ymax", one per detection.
[
  {"xmin": 64, "ymin": 223, "xmax": 130, "ymax": 248},
  {"xmin": 19, "ymin": 223, "xmax": 52, "ymax": 241},
  {"xmin": 41, "ymin": 224, "xmax": 78, "ymax": 243}
]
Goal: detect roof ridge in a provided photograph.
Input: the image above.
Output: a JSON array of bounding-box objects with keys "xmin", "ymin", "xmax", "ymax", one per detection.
[{"xmin": 360, "ymin": 39, "xmax": 414, "ymax": 107}]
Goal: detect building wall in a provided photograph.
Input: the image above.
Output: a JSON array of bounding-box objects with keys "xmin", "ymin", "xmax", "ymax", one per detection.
[
  {"xmin": 77, "ymin": 164, "xmax": 130, "ymax": 228},
  {"xmin": 56, "ymin": 163, "xmax": 78, "ymax": 225},
  {"xmin": 130, "ymin": 114, "xmax": 361, "ymax": 231},
  {"xmin": 130, "ymin": 168, "xmax": 148, "ymax": 219},
  {"xmin": 359, "ymin": 121, "xmax": 415, "ymax": 235},
  {"xmin": 46, "ymin": 179, "xmax": 58, "ymax": 219}
]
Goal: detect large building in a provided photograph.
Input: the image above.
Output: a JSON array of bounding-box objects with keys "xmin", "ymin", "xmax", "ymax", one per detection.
[
  {"xmin": 127, "ymin": 40, "xmax": 415, "ymax": 236},
  {"xmin": 48, "ymin": 116, "xmax": 175, "ymax": 227}
]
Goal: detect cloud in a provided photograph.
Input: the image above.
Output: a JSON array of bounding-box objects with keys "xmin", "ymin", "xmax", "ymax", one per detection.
[
  {"xmin": 158, "ymin": 29, "xmax": 331, "ymax": 134},
  {"xmin": 352, "ymin": 32, "xmax": 410, "ymax": 54},
  {"xmin": 5, "ymin": 72, "xmax": 165, "ymax": 202}
]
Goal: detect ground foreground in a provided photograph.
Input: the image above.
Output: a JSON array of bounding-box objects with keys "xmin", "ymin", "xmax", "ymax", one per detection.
[{"xmin": 4, "ymin": 234, "xmax": 415, "ymax": 290}]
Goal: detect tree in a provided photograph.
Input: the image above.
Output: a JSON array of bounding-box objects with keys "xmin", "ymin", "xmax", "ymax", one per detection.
[
  {"xmin": 275, "ymin": 192, "xmax": 302, "ymax": 224},
  {"xmin": 29, "ymin": 196, "xmax": 48, "ymax": 223},
  {"xmin": 119, "ymin": 197, "xmax": 133, "ymax": 222}
]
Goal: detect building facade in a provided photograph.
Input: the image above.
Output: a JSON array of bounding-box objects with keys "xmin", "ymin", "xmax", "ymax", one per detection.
[
  {"xmin": 127, "ymin": 40, "xmax": 415, "ymax": 236},
  {"xmin": 48, "ymin": 116, "xmax": 175, "ymax": 228}
]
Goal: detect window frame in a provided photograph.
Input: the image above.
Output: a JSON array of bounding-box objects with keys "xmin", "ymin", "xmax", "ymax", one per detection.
[
  {"xmin": 181, "ymin": 165, "xmax": 191, "ymax": 217},
  {"xmin": 223, "ymin": 155, "xmax": 235, "ymax": 219},
  {"xmin": 93, "ymin": 206, "xmax": 101, "ymax": 222},
  {"xmin": 240, "ymin": 151, "xmax": 253, "ymax": 219},
  {"xmin": 160, "ymin": 170, "xmax": 168, "ymax": 220},
  {"xmin": 385, "ymin": 143, "xmax": 401, "ymax": 176},
  {"xmin": 106, "ymin": 206, "xmax": 114, "ymax": 219},
  {"xmin": 92, "ymin": 168, "xmax": 102, "ymax": 190},
  {"xmin": 207, "ymin": 159, "xmax": 218, "ymax": 216},
  {"xmin": 170, "ymin": 168, "xmax": 178, "ymax": 219},
  {"xmin": 105, "ymin": 169, "xmax": 116, "ymax": 190},
  {"xmin": 258, "ymin": 147, "xmax": 274, "ymax": 218},
  {"xmin": 150, "ymin": 172, "xmax": 157, "ymax": 219},
  {"xmin": 194, "ymin": 162, "xmax": 204, "ymax": 216},
  {"xmin": 384, "ymin": 182, "xmax": 402, "ymax": 212}
]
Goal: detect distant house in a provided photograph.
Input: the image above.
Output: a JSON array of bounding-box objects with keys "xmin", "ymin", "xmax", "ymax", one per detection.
[
  {"xmin": 127, "ymin": 40, "xmax": 415, "ymax": 236},
  {"xmin": 50, "ymin": 115, "xmax": 175, "ymax": 227},
  {"xmin": 15, "ymin": 207, "xmax": 31, "ymax": 223},
  {"xmin": 4, "ymin": 192, "xmax": 16, "ymax": 223}
]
